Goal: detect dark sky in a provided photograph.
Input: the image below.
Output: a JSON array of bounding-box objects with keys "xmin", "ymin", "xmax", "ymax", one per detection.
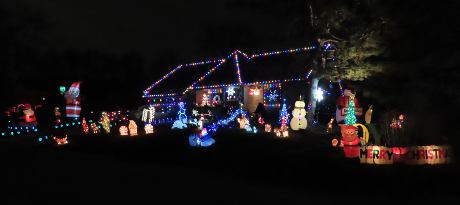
[
  {"xmin": 3, "ymin": 0, "xmax": 303, "ymax": 60},
  {"xmin": 1, "ymin": 0, "xmax": 311, "ymax": 109}
]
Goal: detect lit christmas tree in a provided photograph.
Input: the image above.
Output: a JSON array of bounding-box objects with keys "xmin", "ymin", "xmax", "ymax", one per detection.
[
  {"xmin": 279, "ymin": 99, "xmax": 289, "ymax": 126},
  {"xmin": 345, "ymin": 94, "xmax": 357, "ymax": 125}
]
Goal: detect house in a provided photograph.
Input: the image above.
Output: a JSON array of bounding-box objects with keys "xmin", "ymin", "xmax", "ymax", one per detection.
[{"xmin": 143, "ymin": 46, "xmax": 316, "ymax": 115}]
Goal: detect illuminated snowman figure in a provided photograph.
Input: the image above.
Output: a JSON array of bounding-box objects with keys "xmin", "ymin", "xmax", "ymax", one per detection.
[{"xmin": 290, "ymin": 100, "xmax": 308, "ymax": 130}]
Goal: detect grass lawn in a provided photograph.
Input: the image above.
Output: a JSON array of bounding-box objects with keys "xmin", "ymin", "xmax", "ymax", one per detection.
[{"xmin": 1, "ymin": 126, "xmax": 459, "ymax": 204}]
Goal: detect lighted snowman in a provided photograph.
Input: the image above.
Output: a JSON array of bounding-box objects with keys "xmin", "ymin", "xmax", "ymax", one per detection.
[{"xmin": 290, "ymin": 100, "xmax": 308, "ymax": 130}]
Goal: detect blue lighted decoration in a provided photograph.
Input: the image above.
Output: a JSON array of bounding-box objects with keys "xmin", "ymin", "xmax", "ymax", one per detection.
[
  {"xmin": 279, "ymin": 99, "xmax": 289, "ymax": 125},
  {"xmin": 172, "ymin": 102, "xmax": 188, "ymax": 129},
  {"xmin": 189, "ymin": 128, "xmax": 215, "ymax": 147}
]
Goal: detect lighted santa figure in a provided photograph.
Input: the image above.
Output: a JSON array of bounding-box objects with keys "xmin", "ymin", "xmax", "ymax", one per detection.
[
  {"xmin": 336, "ymin": 89, "xmax": 362, "ymax": 123},
  {"xmin": 64, "ymin": 82, "xmax": 82, "ymax": 119}
]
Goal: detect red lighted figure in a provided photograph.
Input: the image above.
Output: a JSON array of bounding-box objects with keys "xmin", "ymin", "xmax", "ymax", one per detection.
[
  {"xmin": 340, "ymin": 124, "xmax": 360, "ymax": 146},
  {"xmin": 53, "ymin": 135, "xmax": 69, "ymax": 145}
]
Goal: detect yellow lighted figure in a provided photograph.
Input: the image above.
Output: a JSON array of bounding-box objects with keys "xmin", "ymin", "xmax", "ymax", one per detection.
[{"xmin": 354, "ymin": 123, "xmax": 369, "ymax": 144}]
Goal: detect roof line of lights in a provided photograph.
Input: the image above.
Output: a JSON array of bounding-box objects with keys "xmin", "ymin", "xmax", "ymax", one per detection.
[
  {"xmin": 143, "ymin": 59, "xmax": 225, "ymax": 94},
  {"xmin": 143, "ymin": 46, "xmax": 316, "ymax": 96},
  {"xmin": 143, "ymin": 93, "xmax": 178, "ymax": 98},
  {"xmin": 192, "ymin": 77, "xmax": 311, "ymax": 90},
  {"xmin": 234, "ymin": 52, "xmax": 243, "ymax": 84},
  {"xmin": 182, "ymin": 59, "xmax": 229, "ymax": 95}
]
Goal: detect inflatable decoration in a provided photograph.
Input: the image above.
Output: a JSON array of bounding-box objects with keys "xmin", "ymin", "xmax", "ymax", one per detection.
[
  {"xmin": 189, "ymin": 128, "xmax": 215, "ymax": 147},
  {"xmin": 290, "ymin": 100, "xmax": 307, "ymax": 130},
  {"xmin": 354, "ymin": 123, "xmax": 369, "ymax": 145},
  {"xmin": 336, "ymin": 89, "xmax": 362, "ymax": 123},
  {"xmin": 339, "ymin": 124, "xmax": 360, "ymax": 146},
  {"xmin": 64, "ymin": 82, "xmax": 82, "ymax": 118}
]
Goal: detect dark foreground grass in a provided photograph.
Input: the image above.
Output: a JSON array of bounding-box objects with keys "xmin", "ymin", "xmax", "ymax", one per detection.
[{"xmin": 0, "ymin": 127, "xmax": 459, "ymax": 204}]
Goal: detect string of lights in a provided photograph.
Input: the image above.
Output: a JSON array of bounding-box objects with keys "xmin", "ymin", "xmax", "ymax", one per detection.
[
  {"xmin": 182, "ymin": 59, "xmax": 228, "ymax": 95},
  {"xmin": 144, "ymin": 46, "xmax": 316, "ymax": 97},
  {"xmin": 193, "ymin": 78, "xmax": 308, "ymax": 90},
  {"xmin": 234, "ymin": 53, "xmax": 243, "ymax": 84}
]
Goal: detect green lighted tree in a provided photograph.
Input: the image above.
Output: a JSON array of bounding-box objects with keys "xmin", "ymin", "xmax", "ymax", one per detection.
[{"xmin": 345, "ymin": 95, "xmax": 357, "ymax": 125}]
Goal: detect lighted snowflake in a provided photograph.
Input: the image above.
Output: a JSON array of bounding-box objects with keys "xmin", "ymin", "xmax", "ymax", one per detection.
[
  {"xmin": 267, "ymin": 90, "xmax": 279, "ymax": 102},
  {"xmin": 226, "ymin": 87, "xmax": 236, "ymax": 96},
  {"xmin": 313, "ymin": 88, "xmax": 324, "ymax": 102}
]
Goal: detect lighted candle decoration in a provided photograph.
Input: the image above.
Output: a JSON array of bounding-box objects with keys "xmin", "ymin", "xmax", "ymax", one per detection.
[
  {"xmin": 128, "ymin": 120, "xmax": 138, "ymax": 136},
  {"xmin": 119, "ymin": 126, "xmax": 128, "ymax": 136},
  {"xmin": 144, "ymin": 124, "xmax": 154, "ymax": 134}
]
